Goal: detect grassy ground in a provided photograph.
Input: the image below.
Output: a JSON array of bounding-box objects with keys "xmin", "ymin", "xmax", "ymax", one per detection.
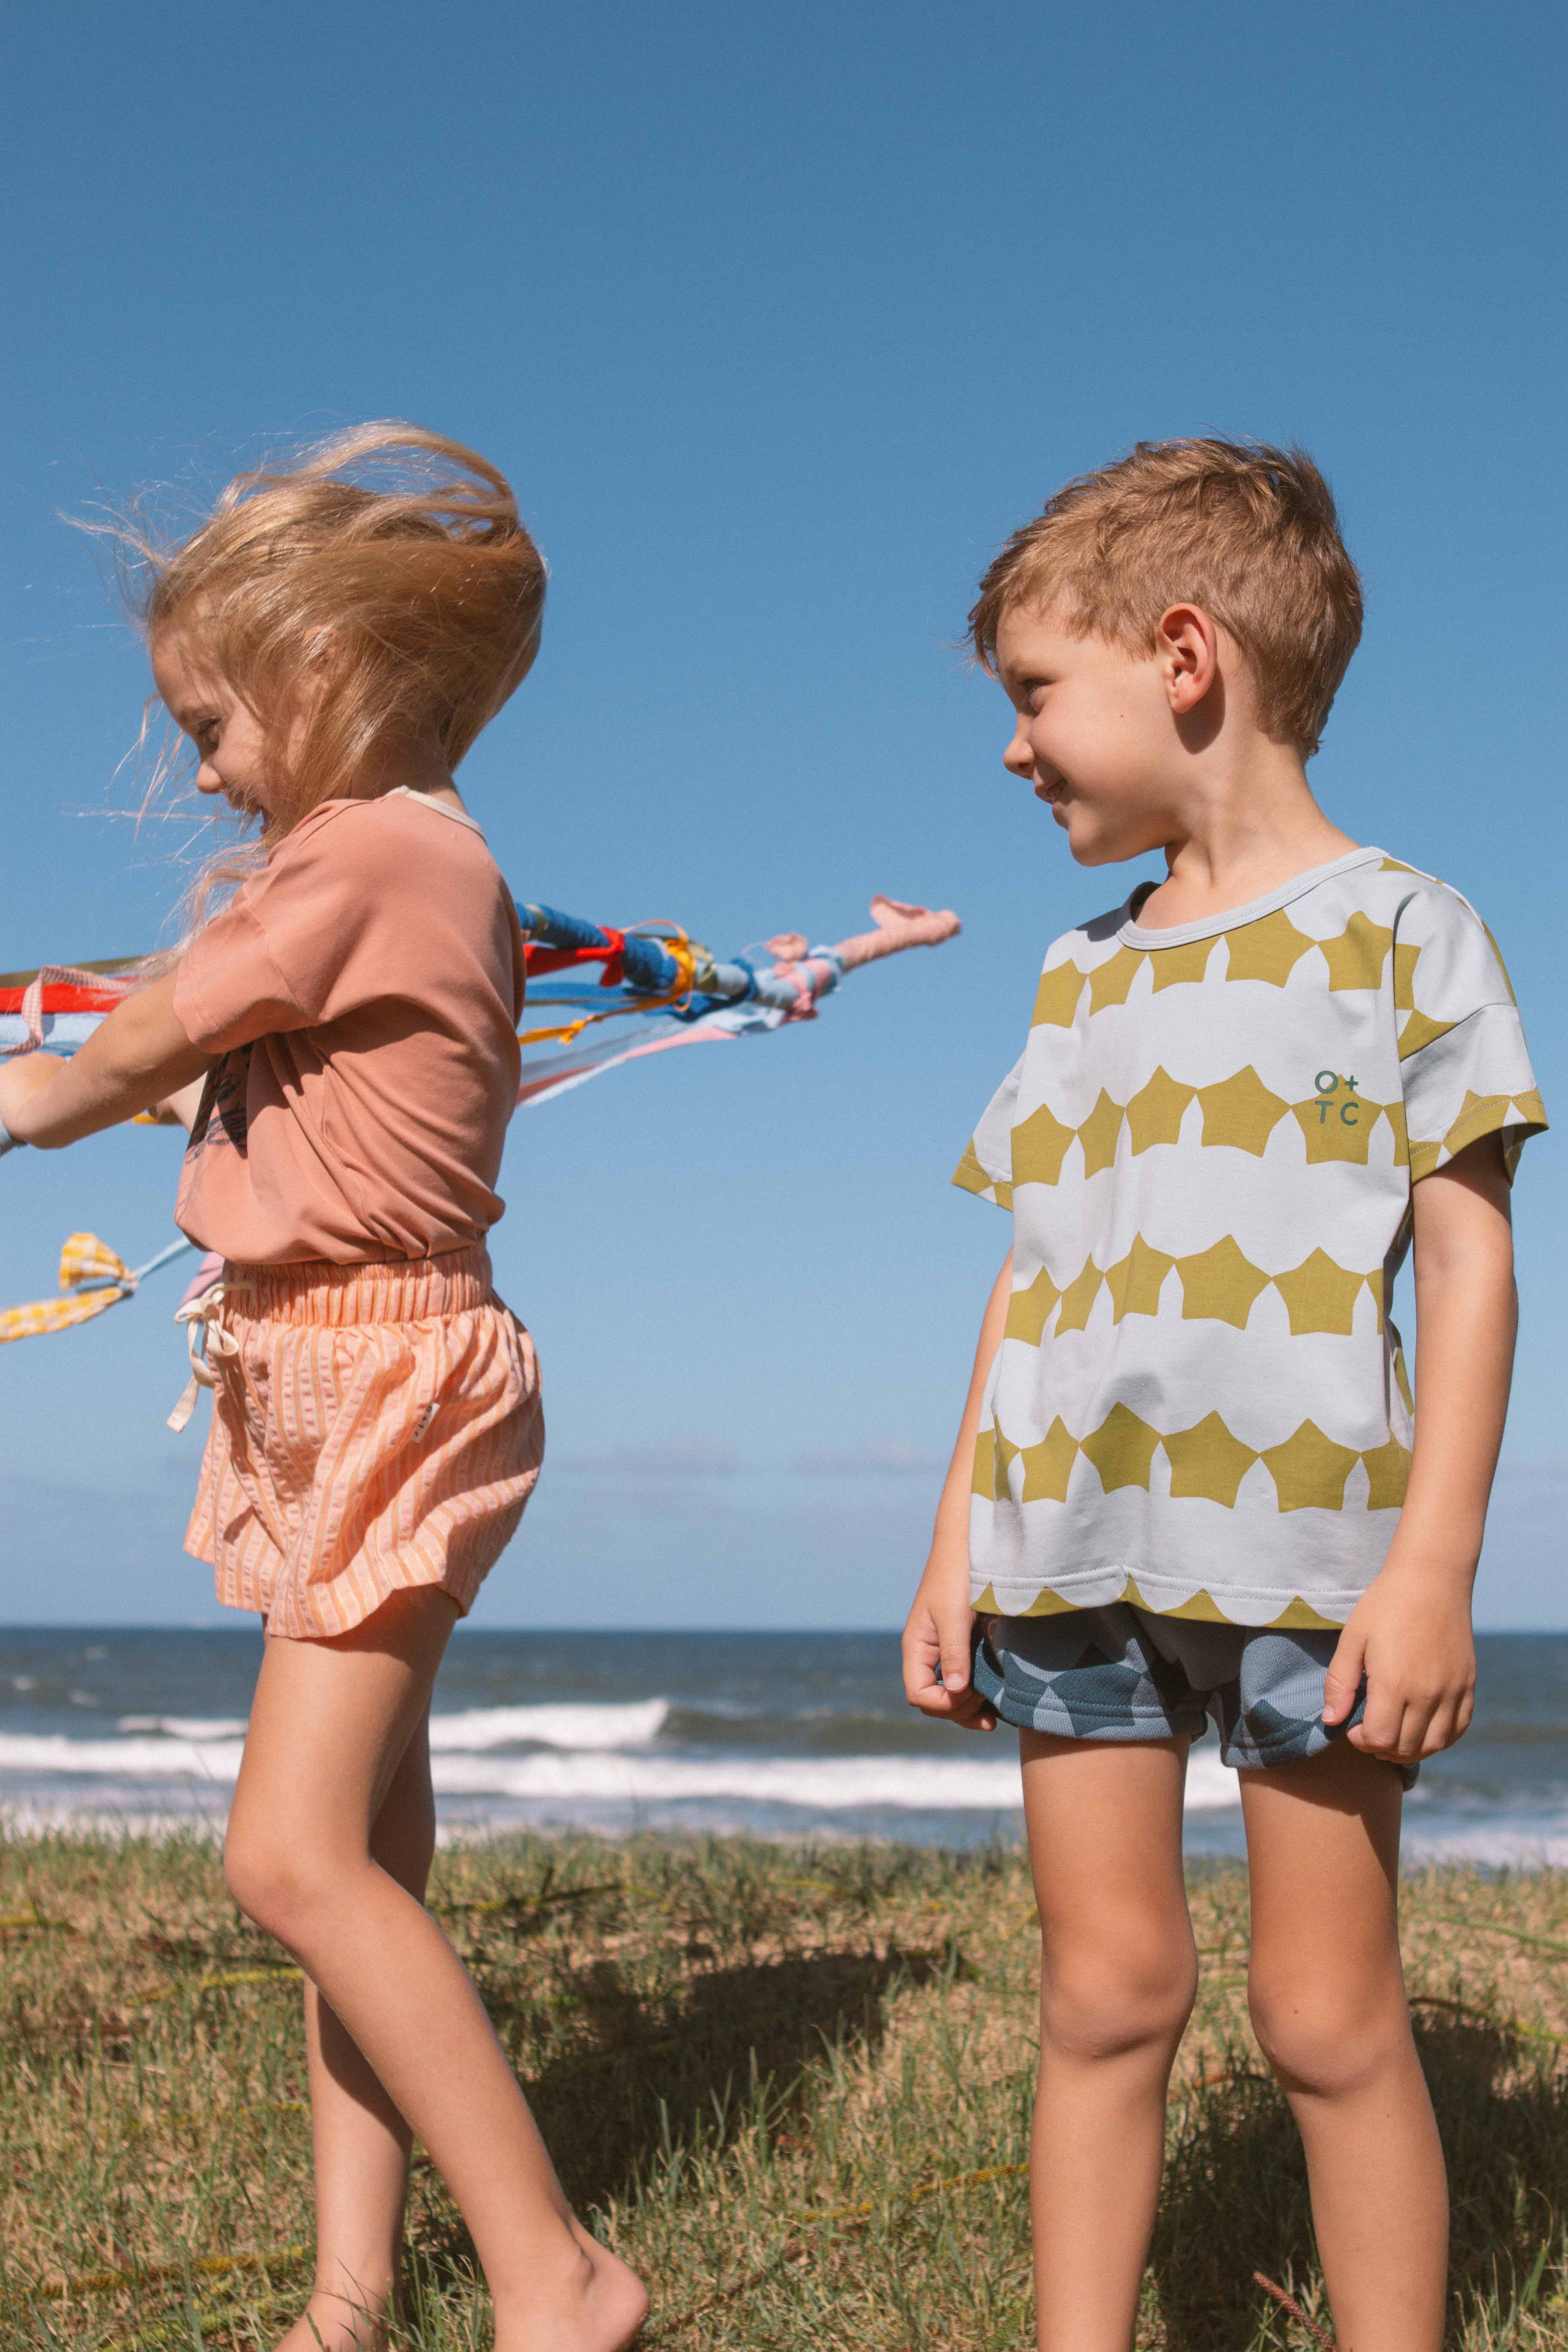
[{"xmin": 3, "ymin": 1831, "xmax": 1568, "ymax": 2351}]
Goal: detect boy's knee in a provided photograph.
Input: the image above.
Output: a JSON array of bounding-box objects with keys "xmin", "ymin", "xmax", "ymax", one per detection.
[
  {"xmin": 1247, "ymin": 1968, "xmax": 1409, "ymax": 2096},
  {"xmin": 1041, "ymin": 1938, "xmax": 1197, "ymax": 2063}
]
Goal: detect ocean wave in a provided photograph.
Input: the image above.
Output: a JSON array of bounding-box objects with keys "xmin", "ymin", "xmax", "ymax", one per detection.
[
  {"xmin": 0, "ymin": 1733, "xmax": 246, "ymax": 1781},
  {"xmin": 119, "ymin": 1715, "xmax": 249, "ymax": 1739},
  {"xmin": 0, "ymin": 1720, "xmax": 1249, "ymax": 1813},
  {"xmin": 418, "ymin": 1751, "xmax": 1023, "ymax": 1807},
  {"xmin": 109, "ymin": 1700, "xmax": 673, "ymax": 1754},
  {"xmin": 427, "ymin": 1700, "xmax": 671, "ymax": 1751}
]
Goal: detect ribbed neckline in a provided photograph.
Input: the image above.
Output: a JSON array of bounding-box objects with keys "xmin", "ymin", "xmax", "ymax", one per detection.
[
  {"xmin": 384, "ymin": 785, "xmax": 487, "ymax": 842},
  {"xmin": 1116, "ymin": 846, "xmax": 1382, "ymax": 949}
]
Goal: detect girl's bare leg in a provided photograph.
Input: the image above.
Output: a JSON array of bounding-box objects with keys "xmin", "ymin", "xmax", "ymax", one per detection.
[
  {"xmin": 1241, "ymin": 1743, "xmax": 1446, "ymax": 2352},
  {"xmin": 226, "ymin": 1587, "xmax": 647, "ymax": 2352},
  {"xmin": 271, "ymin": 1717, "xmax": 435, "ymax": 2350},
  {"xmin": 1020, "ymin": 1732, "xmax": 1195, "ymax": 2352}
]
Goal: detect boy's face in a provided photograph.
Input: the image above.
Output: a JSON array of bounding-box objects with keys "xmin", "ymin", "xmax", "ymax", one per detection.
[{"xmin": 993, "ymin": 600, "xmax": 1189, "ymax": 867}]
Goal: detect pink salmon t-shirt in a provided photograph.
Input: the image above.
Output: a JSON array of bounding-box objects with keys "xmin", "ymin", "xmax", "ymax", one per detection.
[{"xmin": 172, "ymin": 792, "xmax": 527, "ymax": 1265}]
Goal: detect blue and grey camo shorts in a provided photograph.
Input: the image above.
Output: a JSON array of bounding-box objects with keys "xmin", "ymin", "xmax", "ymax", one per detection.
[{"xmin": 971, "ymin": 1604, "xmax": 1417, "ymax": 1785}]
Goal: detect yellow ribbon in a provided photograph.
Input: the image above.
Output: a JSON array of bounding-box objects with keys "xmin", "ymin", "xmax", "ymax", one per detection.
[{"xmin": 0, "ymin": 1233, "xmax": 134, "ymax": 1346}]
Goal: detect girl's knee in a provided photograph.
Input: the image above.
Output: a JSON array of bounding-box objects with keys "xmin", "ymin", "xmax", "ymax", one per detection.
[{"xmin": 224, "ymin": 1821, "xmax": 334, "ymax": 1945}]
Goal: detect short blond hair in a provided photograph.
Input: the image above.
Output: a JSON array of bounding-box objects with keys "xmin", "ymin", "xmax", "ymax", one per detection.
[{"xmin": 969, "ymin": 438, "xmax": 1363, "ymax": 755}]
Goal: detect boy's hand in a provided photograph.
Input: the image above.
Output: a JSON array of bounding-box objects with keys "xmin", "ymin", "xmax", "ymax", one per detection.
[
  {"xmin": 902, "ymin": 1536, "xmax": 997, "ymax": 1732},
  {"xmin": 1322, "ymin": 1561, "xmax": 1476, "ymax": 1766},
  {"xmin": 906, "ymin": 1248, "xmax": 1012, "ymax": 1736}
]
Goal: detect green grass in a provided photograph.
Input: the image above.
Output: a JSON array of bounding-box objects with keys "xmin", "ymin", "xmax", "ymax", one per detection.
[{"xmin": 4, "ymin": 1831, "xmax": 1568, "ymax": 2349}]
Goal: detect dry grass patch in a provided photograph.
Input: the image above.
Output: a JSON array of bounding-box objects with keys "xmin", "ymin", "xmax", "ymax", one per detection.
[{"xmin": 3, "ymin": 1833, "xmax": 1567, "ymax": 2349}]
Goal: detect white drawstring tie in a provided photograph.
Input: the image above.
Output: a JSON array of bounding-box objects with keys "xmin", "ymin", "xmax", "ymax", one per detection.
[{"xmin": 167, "ymin": 1282, "xmax": 240, "ymax": 1433}]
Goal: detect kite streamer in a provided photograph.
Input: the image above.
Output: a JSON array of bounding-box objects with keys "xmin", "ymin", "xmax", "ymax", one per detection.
[
  {"xmin": 0, "ymin": 1231, "xmax": 195, "ymax": 1345},
  {"xmin": 1, "ymin": 891, "xmax": 959, "ymax": 1344}
]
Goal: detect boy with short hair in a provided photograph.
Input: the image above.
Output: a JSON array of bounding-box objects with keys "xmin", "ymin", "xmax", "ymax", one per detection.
[{"xmin": 904, "ymin": 438, "xmax": 1545, "ymax": 2352}]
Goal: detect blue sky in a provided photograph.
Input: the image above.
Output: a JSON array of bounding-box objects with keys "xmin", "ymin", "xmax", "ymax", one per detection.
[{"xmin": 2, "ymin": 0, "xmax": 1564, "ymax": 1627}]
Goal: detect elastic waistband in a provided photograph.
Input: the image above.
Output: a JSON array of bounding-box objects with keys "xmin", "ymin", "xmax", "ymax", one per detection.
[{"xmin": 222, "ymin": 1246, "xmax": 495, "ymax": 1327}]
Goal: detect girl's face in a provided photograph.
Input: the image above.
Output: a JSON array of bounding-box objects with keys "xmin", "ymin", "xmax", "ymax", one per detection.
[{"xmin": 151, "ymin": 632, "xmax": 283, "ymax": 824}]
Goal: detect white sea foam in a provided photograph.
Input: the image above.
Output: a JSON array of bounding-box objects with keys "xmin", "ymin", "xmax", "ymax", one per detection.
[
  {"xmin": 108, "ymin": 1700, "xmax": 673, "ymax": 1752},
  {"xmin": 426, "ymin": 1700, "xmax": 671, "ymax": 1751},
  {"xmin": 0, "ymin": 1705, "xmax": 1250, "ymax": 1816},
  {"xmin": 0, "ymin": 1731, "xmax": 1020, "ymax": 1807},
  {"xmin": 1183, "ymin": 1749, "xmax": 1243, "ymax": 1811},
  {"xmin": 119, "ymin": 1715, "xmax": 249, "ymax": 1739},
  {"xmin": 0, "ymin": 1733, "xmax": 247, "ymax": 1781},
  {"xmin": 422, "ymin": 1751, "xmax": 1029, "ymax": 1808}
]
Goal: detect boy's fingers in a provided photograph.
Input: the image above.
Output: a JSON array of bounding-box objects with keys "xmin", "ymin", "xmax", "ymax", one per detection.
[
  {"xmin": 1353, "ymin": 1685, "xmax": 1402, "ymax": 1756},
  {"xmin": 1320, "ymin": 1632, "xmax": 1364, "ymax": 1726},
  {"xmin": 1423, "ymin": 1696, "xmax": 1466, "ymax": 1756}
]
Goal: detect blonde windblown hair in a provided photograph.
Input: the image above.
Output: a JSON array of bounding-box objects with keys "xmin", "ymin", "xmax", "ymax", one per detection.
[{"xmin": 119, "ymin": 421, "xmax": 546, "ymax": 924}]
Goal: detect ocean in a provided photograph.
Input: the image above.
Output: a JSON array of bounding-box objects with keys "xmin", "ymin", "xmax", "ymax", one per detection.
[{"xmin": 3, "ymin": 1626, "xmax": 1566, "ymax": 1863}]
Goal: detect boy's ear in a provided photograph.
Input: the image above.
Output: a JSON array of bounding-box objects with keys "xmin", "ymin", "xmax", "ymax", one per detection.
[{"xmin": 1156, "ymin": 604, "xmax": 1221, "ymax": 715}]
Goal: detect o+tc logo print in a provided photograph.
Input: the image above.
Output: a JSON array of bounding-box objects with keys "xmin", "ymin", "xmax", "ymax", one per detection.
[{"xmin": 1313, "ymin": 1070, "xmax": 1361, "ymax": 1125}]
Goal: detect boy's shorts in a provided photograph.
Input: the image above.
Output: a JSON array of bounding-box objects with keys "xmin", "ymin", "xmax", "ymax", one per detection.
[{"xmin": 971, "ymin": 1604, "xmax": 1418, "ymax": 1787}]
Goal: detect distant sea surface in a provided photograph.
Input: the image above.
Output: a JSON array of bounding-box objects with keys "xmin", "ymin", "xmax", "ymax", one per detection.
[{"xmin": 3, "ymin": 1628, "xmax": 1567, "ymax": 1862}]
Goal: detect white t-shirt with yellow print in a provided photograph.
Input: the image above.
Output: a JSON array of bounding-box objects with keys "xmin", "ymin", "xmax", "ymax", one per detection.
[{"xmin": 954, "ymin": 848, "xmax": 1545, "ymax": 1629}]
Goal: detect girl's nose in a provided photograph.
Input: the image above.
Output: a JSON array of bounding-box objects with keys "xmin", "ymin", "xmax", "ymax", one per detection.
[{"xmin": 195, "ymin": 761, "xmax": 224, "ymax": 795}]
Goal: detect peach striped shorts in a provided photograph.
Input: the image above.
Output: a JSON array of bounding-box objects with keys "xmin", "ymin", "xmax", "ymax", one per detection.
[{"xmin": 184, "ymin": 1246, "xmax": 544, "ymax": 1641}]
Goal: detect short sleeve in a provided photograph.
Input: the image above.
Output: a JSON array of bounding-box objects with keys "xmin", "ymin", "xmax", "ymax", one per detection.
[
  {"xmin": 952, "ymin": 1051, "xmax": 1024, "ymax": 1210},
  {"xmin": 173, "ymin": 895, "xmax": 312, "ymax": 1051},
  {"xmin": 1396, "ymin": 887, "xmax": 1547, "ymax": 1182},
  {"xmin": 172, "ymin": 802, "xmax": 428, "ymax": 1054}
]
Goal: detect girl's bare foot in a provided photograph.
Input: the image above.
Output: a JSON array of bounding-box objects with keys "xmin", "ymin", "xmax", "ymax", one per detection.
[
  {"xmin": 273, "ymin": 2286, "xmax": 391, "ymax": 2352},
  {"xmin": 493, "ymin": 2236, "xmax": 649, "ymax": 2352}
]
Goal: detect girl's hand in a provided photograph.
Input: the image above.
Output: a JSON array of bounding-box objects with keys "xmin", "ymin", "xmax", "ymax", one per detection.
[
  {"xmin": 0, "ymin": 1051, "xmax": 67, "ymax": 1143},
  {"xmin": 902, "ymin": 1536, "xmax": 996, "ymax": 1732},
  {"xmin": 1322, "ymin": 1562, "xmax": 1477, "ymax": 1765}
]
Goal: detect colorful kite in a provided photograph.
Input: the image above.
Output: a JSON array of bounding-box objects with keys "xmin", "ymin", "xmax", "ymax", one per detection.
[{"xmin": 0, "ymin": 892, "xmax": 959, "ymax": 1344}]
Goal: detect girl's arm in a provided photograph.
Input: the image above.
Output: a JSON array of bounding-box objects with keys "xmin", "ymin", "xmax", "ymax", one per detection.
[
  {"xmin": 1323, "ymin": 1131, "xmax": 1517, "ymax": 1764},
  {"xmin": 902, "ymin": 1249, "xmax": 1013, "ymax": 1731},
  {"xmin": 0, "ymin": 972, "xmax": 211, "ymax": 1150}
]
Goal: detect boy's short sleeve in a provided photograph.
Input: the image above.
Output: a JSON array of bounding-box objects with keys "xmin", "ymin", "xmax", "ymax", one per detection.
[
  {"xmin": 1396, "ymin": 886, "xmax": 1547, "ymax": 1182},
  {"xmin": 952, "ymin": 1051, "xmax": 1023, "ymax": 1210}
]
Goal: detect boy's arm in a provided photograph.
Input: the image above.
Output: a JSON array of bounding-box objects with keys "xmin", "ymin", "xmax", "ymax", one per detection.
[
  {"xmin": 1323, "ymin": 1132, "xmax": 1517, "ymax": 1764},
  {"xmin": 0, "ymin": 972, "xmax": 210, "ymax": 1150},
  {"xmin": 902, "ymin": 1250, "xmax": 1013, "ymax": 1732}
]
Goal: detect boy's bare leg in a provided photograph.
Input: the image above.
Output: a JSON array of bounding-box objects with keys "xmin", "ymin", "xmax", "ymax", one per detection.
[
  {"xmin": 1020, "ymin": 1731, "xmax": 1195, "ymax": 2352},
  {"xmin": 226, "ymin": 1587, "xmax": 648, "ymax": 2352},
  {"xmin": 1241, "ymin": 1742, "xmax": 1446, "ymax": 2352}
]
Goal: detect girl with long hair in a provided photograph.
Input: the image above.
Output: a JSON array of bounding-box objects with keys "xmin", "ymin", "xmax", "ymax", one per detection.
[{"xmin": 0, "ymin": 424, "xmax": 648, "ymax": 2352}]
